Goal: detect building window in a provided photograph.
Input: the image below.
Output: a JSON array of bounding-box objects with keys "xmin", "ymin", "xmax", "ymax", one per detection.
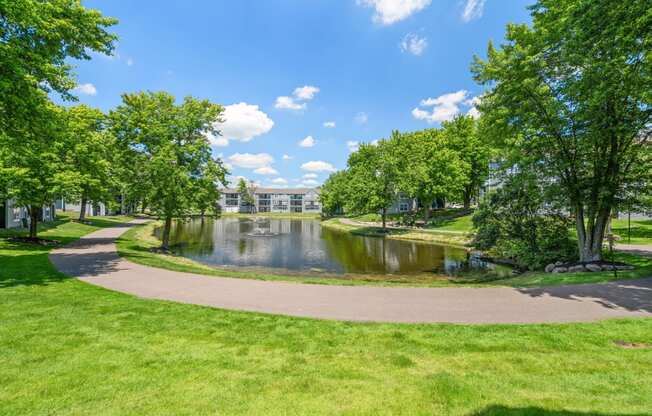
[
  {"xmin": 305, "ymin": 202, "xmax": 320, "ymax": 211},
  {"xmin": 12, "ymin": 207, "xmax": 22, "ymax": 221},
  {"xmin": 225, "ymin": 193, "xmax": 239, "ymax": 207},
  {"xmin": 399, "ymin": 203, "xmax": 409, "ymax": 212}
]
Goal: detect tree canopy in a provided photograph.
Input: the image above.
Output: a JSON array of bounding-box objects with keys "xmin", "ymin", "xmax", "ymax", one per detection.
[{"xmin": 471, "ymin": 0, "xmax": 652, "ymax": 261}]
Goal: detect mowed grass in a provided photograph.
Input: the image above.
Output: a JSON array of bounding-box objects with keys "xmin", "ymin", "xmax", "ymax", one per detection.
[
  {"xmin": 2, "ymin": 217, "xmax": 652, "ymax": 414},
  {"xmin": 612, "ymin": 218, "xmax": 652, "ymax": 245}
]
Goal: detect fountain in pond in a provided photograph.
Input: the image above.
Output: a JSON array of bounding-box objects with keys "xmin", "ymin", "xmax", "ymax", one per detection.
[{"xmin": 248, "ymin": 217, "xmax": 278, "ymax": 237}]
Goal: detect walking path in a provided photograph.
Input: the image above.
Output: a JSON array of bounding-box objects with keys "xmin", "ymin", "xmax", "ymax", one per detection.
[{"xmin": 49, "ymin": 220, "xmax": 652, "ymax": 324}]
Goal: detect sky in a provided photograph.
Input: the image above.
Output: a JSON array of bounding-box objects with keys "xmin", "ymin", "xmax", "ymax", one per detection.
[{"xmin": 69, "ymin": 0, "xmax": 532, "ymax": 189}]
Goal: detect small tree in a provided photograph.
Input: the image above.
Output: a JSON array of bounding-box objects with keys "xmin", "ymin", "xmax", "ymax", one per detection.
[
  {"xmin": 237, "ymin": 178, "xmax": 255, "ymax": 213},
  {"xmin": 441, "ymin": 115, "xmax": 491, "ymax": 210},
  {"xmin": 61, "ymin": 105, "xmax": 114, "ymax": 221},
  {"xmin": 345, "ymin": 140, "xmax": 400, "ymax": 230}
]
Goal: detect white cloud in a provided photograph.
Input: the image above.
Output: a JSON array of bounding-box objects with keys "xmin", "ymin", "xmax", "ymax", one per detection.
[
  {"xmin": 303, "ymin": 173, "xmax": 318, "ymax": 179},
  {"xmin": 275, "ymin": 85, "xmax": 320, "ymax": 111},
  {"xmin": 461, "ymin": 0, "xmax": 486, "ymax": 22},
  {"xmin": 301, "ymin": 161, "xmax": 336, "ymax": 172},
  {"xmin": 323, "ymin": 121, "xmax": 336, "ymax": 128},
  {"xmin": 274, "ymin": 96, "xmax": 306, "ymax": 110},
  {"xmin": 282, "ymin": 154, "xmax": 293, "ymax": 160},
  {"xmin": 354, "ymin": 112, "xmax": 368, "ymax": 124},
  {"xmin": 301, "ymin": 179, "xmax": 319, "ymax": 187},
  {"xmin": 400, "ymin": 33, "xmax": 428, "ymax": 56},
  {"xmin": 358, "ymin": 0, "xmax": 431, "ymax": 25},
  {"xmin": 298, "ymin": 135, "xmax": 316, "ymax": 147},
  {"xmin": 253, "ymin": 166, "xmax": 279, "ymax": 175},
  {"xmin": 73, "ymin": 83, "xmax": 97, "ymax": 96},
  {"xmin": 211, "ymin": 136, "xmax": 229, "ymax": 147},
  {"xmin": 467, "ymin": 107, "xmax": 480, "ymax": 119},
  {"xmin": 412, "ymin": 90, "xmax": 476, "ymax": 123},
  {"xmin": 126, "ymin": 58, "xmax": 134, "ymax": 66},
  {"xmin": 271, "ymin": 177, "xmax": 288, "ymax": 185},
  {"xmin": 227, "ymin": 153, "xmax": 274, "ymax": 169},
  {"xmin": 293, "ymin": 85, "xmax": 320, "ymax": 100},
  {"xmin": 217, "ymin": 103, "xmax": 274, "ymax": 142},
  {"xmin": 347, "ymin": 141, "xmax": 360, "ymax": 152}
]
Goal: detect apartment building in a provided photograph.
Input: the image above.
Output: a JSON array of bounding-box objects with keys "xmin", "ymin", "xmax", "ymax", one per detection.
[
  {"xmin": 0, "ymin": 199, "xmax": 56, "ymax": 229},
  {"xmin": 219, "ymin": 188, "xmax": 322, "ymax": 214}
]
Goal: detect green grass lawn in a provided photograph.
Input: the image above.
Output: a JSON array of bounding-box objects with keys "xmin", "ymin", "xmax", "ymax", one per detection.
[
  {"xmin": 611, "ymin": 217, "xmax": 652, "ymax": 245},
  {"xmin": 2, "ymin": 216, "xmax": 652, "ymax": 415}
]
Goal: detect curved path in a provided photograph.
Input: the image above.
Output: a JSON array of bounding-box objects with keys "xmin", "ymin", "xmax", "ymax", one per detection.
[{"xmin": 49, "ymin": 220, "xmax": 652, "ymax": 324}]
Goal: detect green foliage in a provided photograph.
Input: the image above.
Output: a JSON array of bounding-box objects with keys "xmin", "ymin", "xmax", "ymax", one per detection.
[
  {"xmin": 237, "ymin": 178, "xmax": 255, "ymax": 208},
  {"xmin": 345, "ymin": 140, "xmax": 401, "ymax": 228},
  {"xmin": 473, "ymin": 173, "xmax": 577, "ymax": 270},
  {"xmin": 471, "ymin": 0, "xmax": 652, "ymax": 261},
  {"xmin": 319, "ymin": 171, "xmax": 349, "ymax": 216},
  {"xmin": 441, "ymin": 115, "xmax": 491, "ymax": 209},
  {"xmin": 109, "ymin": 91, "xmax": 227, "ymax": 247},
  {"xmin": 0, "ymin": 0, "xmax": 117, "ymax": 139}
]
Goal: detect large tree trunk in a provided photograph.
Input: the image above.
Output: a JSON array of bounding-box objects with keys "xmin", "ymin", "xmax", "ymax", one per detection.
[
  {"xmin": 79, "ymin": 196, "xmax": 87, "ymax": 221},
  {"xmin": 423, "ymin": 199, "xmax": 432, "ymax": 224},
  {"xmin": 463, "ymin": 186, "xmax": 472, "ymax": 210},
  {"xmin": 28, "ymin": 205, "xmax": 39, "ymax": 239},
  {"xmin": 161, "ymin": 216, "xmax": 172, "ymax": 250},
  {"xmin": 575, "ymin": 205, "xmax": 609, "ymax": 262},
  {"xmin": 381, "ymin": 207, "xmax": 387, "ymax": 231}
]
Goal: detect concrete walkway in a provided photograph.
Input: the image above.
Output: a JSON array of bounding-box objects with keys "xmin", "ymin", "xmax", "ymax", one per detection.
[{"xmin": 48, "ymin": 220, "xmax": 652, "ymax": 324}]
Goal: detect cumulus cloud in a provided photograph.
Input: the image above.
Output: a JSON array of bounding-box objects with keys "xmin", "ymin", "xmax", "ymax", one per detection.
[
  {"xmin": 211, "ymin": 136, "xmax": 229, "ymax": 147},
  {"xmin": 293, "ymin": 85, "xmax": 320, "ymax": 100},
  {"xmin": 216, "ymin": 103, "xmax": 274, "ymax": 143},
  {"xmin": 347, "ymin": 141, "xmax": 360, "ymax": 152},
  {"xmin": 461, "ymin": 0, "xmax": 486, "ymax": 22},
  {"xmin": 400, "ymin": 33, "xmax": 427, "ymax": 56},
  {"xmin": 227, "ymin": 153, "xmax": 274, "ymax": 169},
  {"xmin": 126, "ymin": 58, "xmax": 134, "ymax": 66},
  {"xmin": 271, "ymin": 177, "xmax": 288, "ymax": 185},
  {"xmin": 412, "ymin": 90, "xmax": 480, "ymax": 123},
  {"xmin": 323, "ymin": 121, "xmax": 336, "ymax": 128},
  {"xmin": 354, "ymin": 112, "xmax": 368, "ymax": 124},
  {"xmin": 282, "ymin": 154, "xmax": 293, "ymax": 160},
  {"xmin": 298, "ymin": 135, "xmax": 316, "ymax": 147},
  {"xmin": 358, "ymin": 0, "xmax": 431, "ymax": 25},
  {"xmin": 275, "ymin": 85, "xmax": 320, "ymax": 111},
  {"xmin": 274, "ymin": 96, "xmax": 306, "ymax": 110},
  {"xmin": 301, "ymin": 179, "xmax": 319, "ymax": 187},
  {"xmin": 301, "ymin": 161, "xmax": 336, "ymax": 172},
  {"xmin": 303, "ymin": 173, "xmax": 318, "ymax": 179},
  {"xmin": 253, "ymin": 166, "xmax": 279, "ymax": 175},
  {"xmin": 73, "ymin": 83, "xmax": 97, "ymax": 96}
]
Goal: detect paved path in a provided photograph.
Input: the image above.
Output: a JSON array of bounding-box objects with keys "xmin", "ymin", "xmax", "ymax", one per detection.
[
  {"xmin": 48, "ymin": 220, "xmax": 652, "ymax": 324},
  {"xmin": 615, "ymin": 243, "xmax": 652, "ymax": 259}
]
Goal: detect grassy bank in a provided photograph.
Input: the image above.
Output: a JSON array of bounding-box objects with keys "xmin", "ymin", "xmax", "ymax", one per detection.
[
  {"xmin": 612, "ymin": 217, "xmax": 652, "ymax": 245},
  {"xmin": 2, "ymin": 217, "xmax": 652, "ymax": 415},
  {"xmin": 118, "ymin": 220, "xmax": 652, "ymax": 288}
]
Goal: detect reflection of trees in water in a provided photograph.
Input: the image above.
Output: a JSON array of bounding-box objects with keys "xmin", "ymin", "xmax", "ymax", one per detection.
[{"xmin": 168, "ymin": 218, "xmax": 501, "ymax": 276}]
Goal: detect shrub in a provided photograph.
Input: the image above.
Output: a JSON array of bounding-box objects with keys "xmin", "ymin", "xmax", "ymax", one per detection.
[{"xmin": 473, "ymin": 173, "xmax": 576, "ymax": 270}]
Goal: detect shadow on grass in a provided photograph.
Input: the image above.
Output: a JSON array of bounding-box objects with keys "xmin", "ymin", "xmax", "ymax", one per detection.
[{"xmin": 469, "ymin": 405, "xmax": 650, "ymax": 415}]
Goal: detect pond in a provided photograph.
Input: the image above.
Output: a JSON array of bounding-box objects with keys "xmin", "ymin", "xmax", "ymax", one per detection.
[{"xmin": 159, "ymin": 217, "xmax": 511, "ymax": 277}]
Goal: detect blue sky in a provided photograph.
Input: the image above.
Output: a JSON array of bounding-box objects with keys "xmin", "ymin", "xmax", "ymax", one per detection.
[{"xmin": 70, "ymin": 0, "xmax": 531, "ymax": 188}]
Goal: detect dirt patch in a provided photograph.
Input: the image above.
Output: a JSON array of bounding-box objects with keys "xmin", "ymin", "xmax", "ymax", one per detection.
[{"xmin": 613, "ymin": 340, "xmax": 651, "ymax": 349}]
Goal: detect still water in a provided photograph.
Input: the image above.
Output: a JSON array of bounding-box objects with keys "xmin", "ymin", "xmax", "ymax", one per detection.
[{"xmin": 160, "ymin": 217, "xmax": 509, "ymax": 277}]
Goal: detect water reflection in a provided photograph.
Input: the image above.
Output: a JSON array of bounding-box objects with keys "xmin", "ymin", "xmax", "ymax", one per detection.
[{"xmin": 160, "ymin": 218, "xmax": 510, "ymax": 277}]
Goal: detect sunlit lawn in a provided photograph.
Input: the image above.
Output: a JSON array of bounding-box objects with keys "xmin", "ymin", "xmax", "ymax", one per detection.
[
  {"xmin": 2, "ymin": 217, "xmax": 652, "ymax": 415},
  {"xmin": 611, "ymin": 218, "xmax": 652, "ymax": 245}
]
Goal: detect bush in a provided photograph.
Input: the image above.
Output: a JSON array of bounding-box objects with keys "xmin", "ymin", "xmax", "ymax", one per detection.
[{"xmin": 473, "ymin": 174, "xmax": 576, "ymax": 270}]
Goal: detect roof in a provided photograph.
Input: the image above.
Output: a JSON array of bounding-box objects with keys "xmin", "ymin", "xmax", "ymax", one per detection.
[{"xmin": 221, "ymin": 187, "xmax": 320, "ymax": 195}]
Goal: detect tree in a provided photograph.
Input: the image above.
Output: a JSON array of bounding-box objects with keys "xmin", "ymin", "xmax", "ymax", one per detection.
[
  {"xmin": 345, "ymin": 140, "xmax": 400, "ymax": 230},
  {"xmin": 471, "ymin": 0, "xmax": 652, "ymax": 261},
  {"xmin": 319, "ymin": 171, "xmax": 350, "ymax": 216},
  {"xmin": 441, "ymin": 115, "xmax": 491, "ymax": 210},
  {"xmin": 0, "ymin": 0, "xmax": 117, "ymax": 139},
  {"xmin": 0, "ymin": 104, "xmax": 78, "ymax": 238},
  {"xmin": 110, "ymin": 92, "xmax": 227, "ymax": 249},
  {"xmin": 61, "ymin": 105, "xmax": 114, "ymax": 221},
  {"xmin": 237, "ymin": 178, "xmax": 255, "ymax": 213},
  {"xmin": 194, "ymin": 159, "xmax": 228, "ymax": 217},
  {"xmin": 394, "ymin": 129, "xmax": 469, "ymax": 223}
]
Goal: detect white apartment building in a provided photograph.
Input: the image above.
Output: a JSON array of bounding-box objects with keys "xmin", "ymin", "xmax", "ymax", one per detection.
[
  {"xmin": 219, "ymin": 188, "xmax": 322, "ymax": 214},
  {"xmin": 0, "ymin": 199, "xmax": 56, "ymax": 229}
]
